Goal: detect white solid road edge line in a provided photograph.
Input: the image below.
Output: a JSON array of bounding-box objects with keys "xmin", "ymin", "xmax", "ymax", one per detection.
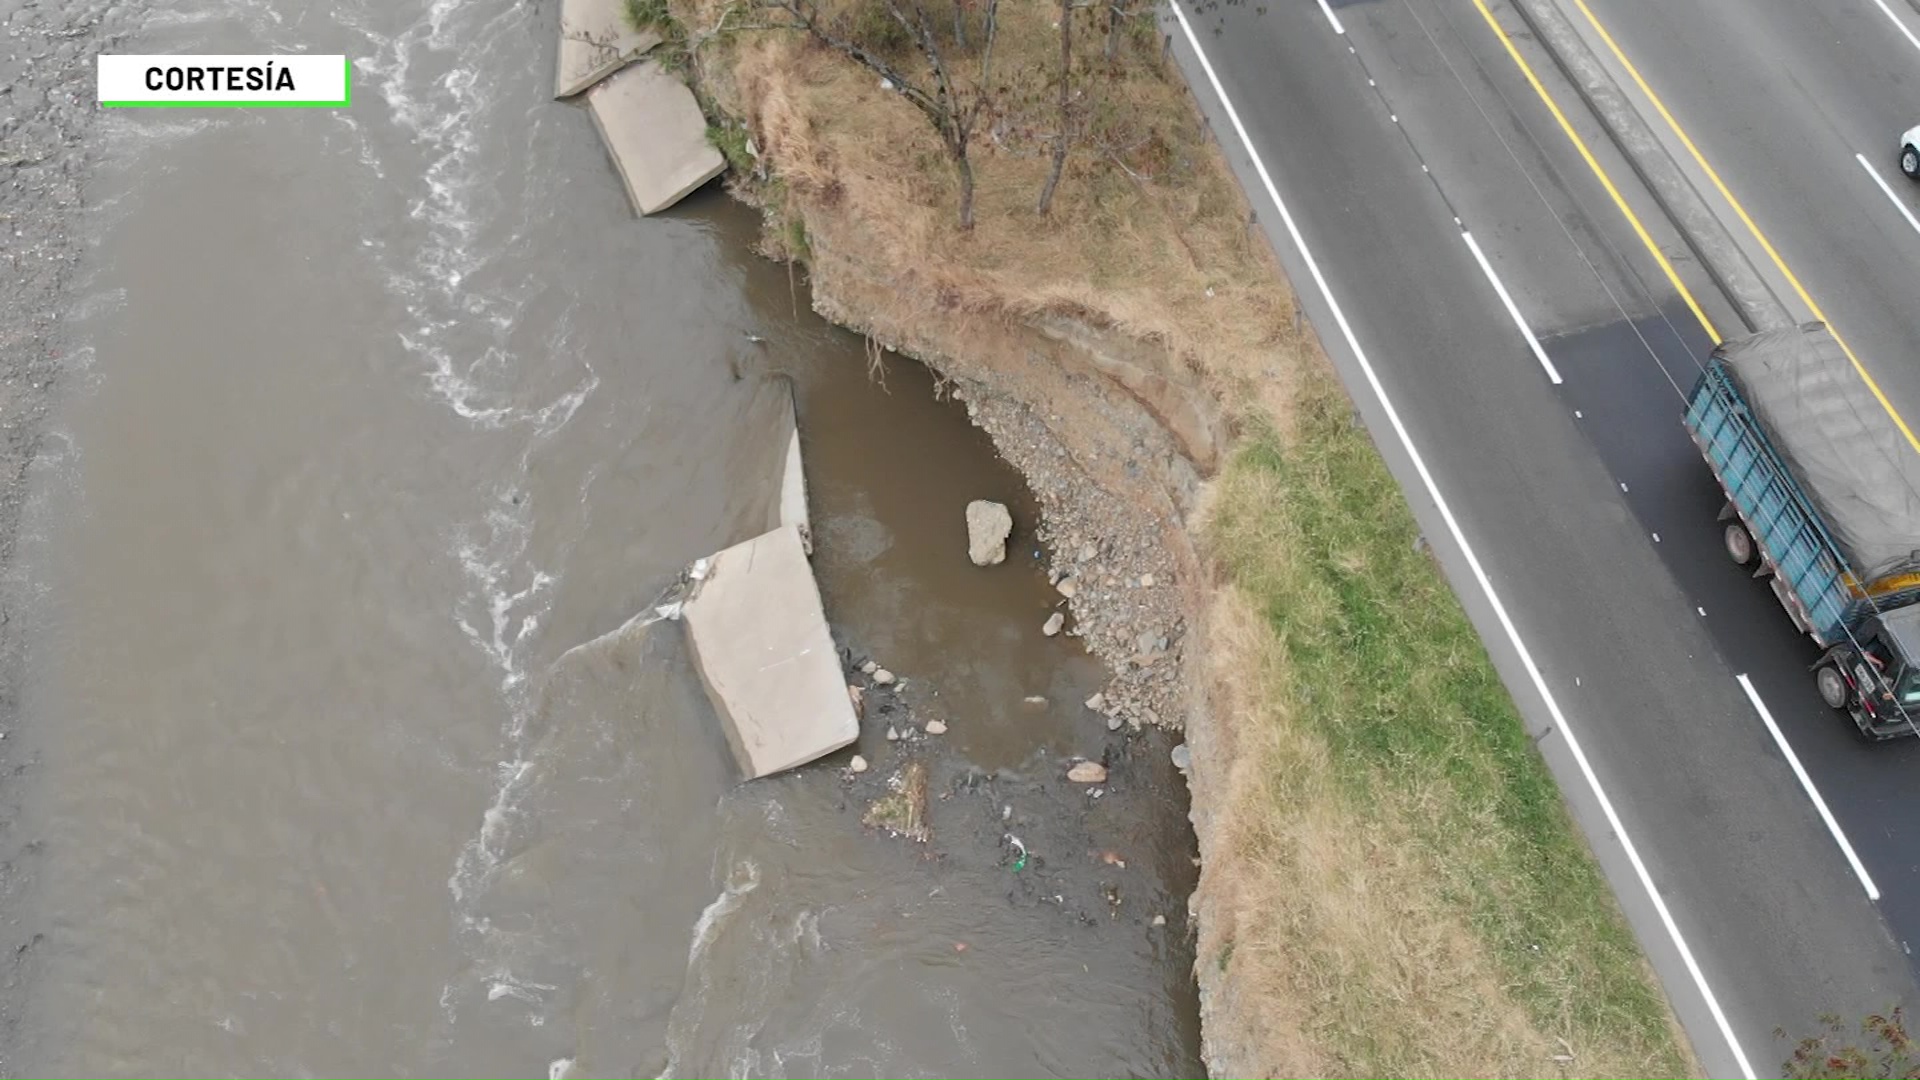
[
  {"xmin": 1856, "ymin": 152, "xmax": 1920, "ymax": 242},
  {"xmin": 1315, "ymin": 0, "xmax": 1345, "ymax": 35},
  {"xmin": 1164, "ymin": 5, "xmax": 1757, "ymax": 1077},
  {"xmin": 1868, "ymin": 0, "xmax": 1920, "ymax": 57},
  {"xmin": 1463, "ymin": 230, "xmax": 1564, "ymax": 385},
  {"xmin": 1735, "ymin": 674, "xmax": 1882, "ymax": 901}
]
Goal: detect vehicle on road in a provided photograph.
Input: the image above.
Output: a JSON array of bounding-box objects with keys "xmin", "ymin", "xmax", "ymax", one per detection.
[
  {"xmin": 1903, "ymin": 124, "xmax": 1920, "ymax": 178},
  {"xmin": 1684, "ymin": 322, "xmax": 1920, "ymax": 739}
]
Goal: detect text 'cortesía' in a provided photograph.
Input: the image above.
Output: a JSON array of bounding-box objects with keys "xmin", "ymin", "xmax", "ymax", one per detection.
[{"xmin": 144, "ymin": 64, "xmax": 296, "ymax": 92}]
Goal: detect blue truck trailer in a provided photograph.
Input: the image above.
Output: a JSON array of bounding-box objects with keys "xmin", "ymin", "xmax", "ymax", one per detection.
[{"xmin": 1684, "ymin": 322, "xmax": 1920, "ymax": 739}]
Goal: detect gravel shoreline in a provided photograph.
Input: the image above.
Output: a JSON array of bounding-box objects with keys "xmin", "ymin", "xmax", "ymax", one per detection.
[{"xmin": 0, "ymin": 0, "xmax": 119, "ymax": 1059}]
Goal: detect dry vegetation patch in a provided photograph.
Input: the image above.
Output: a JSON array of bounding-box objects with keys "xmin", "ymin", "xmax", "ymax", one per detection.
[{"xmin": 1199, "ymin": 366, "xmax": 1692, "ymax": 1077}]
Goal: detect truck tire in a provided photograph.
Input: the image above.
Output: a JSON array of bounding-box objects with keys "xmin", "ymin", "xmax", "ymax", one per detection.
[
  {"xmin": 1904, "ymin": 145, "xmax": 1920, "ymax": 178},
  {"xmin": 1816, "ymin": 664, "xmax": 1852, "ymax": 710},
  {"xmin": 1723, "ymin": 521, "xmax": 1757, "ymax": 566}
]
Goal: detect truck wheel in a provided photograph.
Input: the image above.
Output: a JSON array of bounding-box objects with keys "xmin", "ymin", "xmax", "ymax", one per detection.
[
  {"xmin": 1816, "ymin": 664, "xmax": 1852, "ymax": 710},
  {"xmin": 1904, "ymin": 145, "xmax": 1920, "ymax": 178},
  {"xmin": 1723, "ymin": 522, "xmax": 1757, "ymax": 566}
]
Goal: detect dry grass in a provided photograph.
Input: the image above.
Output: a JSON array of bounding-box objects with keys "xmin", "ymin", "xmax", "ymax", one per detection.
[
  {"xmin": 1199, "ymin": 362, "xmax": 1692, "ymax": 1078},
  {"xmin": 666, "ymin": 0, "xmax": 1692, "ymax": 1072},
  {"xmin": 680, "ymin": 0, "xmax": 1301, "ymax": 428}
]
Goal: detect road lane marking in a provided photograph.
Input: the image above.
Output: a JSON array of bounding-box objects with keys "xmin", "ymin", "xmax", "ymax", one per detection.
[
  {"xmin": 1735, "ymin": 674, "xmax": 1881, "ymax": 901},
  {"xmin": 1856, "ymin": 152, "xmax": 1920, "ymax": 240},
  {"xmin": 1867, "ymin": 0, "xmax": 1920, "ymax": 57},
  {"xmin": 1316, "ymin": 0, "xmax": 1345, "ymax": 35},
  {"xmin": 1467, "ymin": 0, "xmax": 1720, "ymax": 343},
  {"xmin": 1567, "ymin": 0, "xmax": 1920, "ymax": 457},
  {"xmin": 1462, "ymin": 230, "xmax": 1563, "ymax": 383},
  {"xmin": 1165, "ymin": 6, "xmax": 1755, "ymax": 1076}
]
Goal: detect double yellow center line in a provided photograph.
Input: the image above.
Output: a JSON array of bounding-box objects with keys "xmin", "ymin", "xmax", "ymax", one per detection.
[{"xmin": 1472, "ymin": 0, "xmax": 1920, "ymax": 455}]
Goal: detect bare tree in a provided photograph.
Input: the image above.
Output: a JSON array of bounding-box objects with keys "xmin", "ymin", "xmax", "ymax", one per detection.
[
  {"xmin": 760, "ymin": 0, "xmax": 1000, "ymax": 230},
  {"xmin": 1036, "ymin": 0, "xmax": 1077, "ymax": 214}
]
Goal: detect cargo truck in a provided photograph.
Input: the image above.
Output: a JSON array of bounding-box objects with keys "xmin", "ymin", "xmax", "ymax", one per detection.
[{"xmin": 1683, "ymin": 322, "xmax": 1920, "ymax": 739}]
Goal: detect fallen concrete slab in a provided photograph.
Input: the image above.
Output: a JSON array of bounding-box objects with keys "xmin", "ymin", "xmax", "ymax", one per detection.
[
  {"xmin": 779, "ymin": 408, "xmax": 810, "ymax": 554},
  {"xmin": 682, "ymin": 524, "xmax": 855, "ymax": 779},
  {"xmin": 588, "ymin": 60, "xmax": 726, "ymax": 216},
  {"xmin": 554, "ymin": 0, "xmax": 663, "ymax": 98}
]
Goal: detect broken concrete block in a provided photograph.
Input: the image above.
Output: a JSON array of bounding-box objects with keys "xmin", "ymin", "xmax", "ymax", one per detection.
[
  {"xmin": 780, "ymin": 419, "xmax": 810, "ymax": 554},
  {"xmin": 555, "ymin": 0, "xmax": 663, "ymax": 98},
  {"xmin": 587, "ymin": 60, "xmax": 726, "ymax": 216},
  {"xmin": 682, "ymin": 524, "xmax": 856, "ymax": 779}
]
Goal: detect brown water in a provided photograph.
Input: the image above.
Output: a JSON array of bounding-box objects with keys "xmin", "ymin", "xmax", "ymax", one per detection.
[{"xmin": 3, "ymin": 0, "xmax": 1205, "ymax": 1074}]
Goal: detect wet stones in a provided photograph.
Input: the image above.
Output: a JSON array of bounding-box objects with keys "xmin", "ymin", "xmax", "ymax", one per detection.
[{"xmin": 965, "ymin": 499, "xmax": 1012, "ymax": 566}]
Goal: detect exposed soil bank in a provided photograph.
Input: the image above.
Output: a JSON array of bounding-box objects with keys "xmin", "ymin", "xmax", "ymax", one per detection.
[{"xmin": 647, "ymin": 0, "xmax": 1698, "ymax": 1072}]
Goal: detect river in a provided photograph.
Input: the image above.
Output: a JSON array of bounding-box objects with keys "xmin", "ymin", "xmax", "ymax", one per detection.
[{"xmin": 0, "ymin": 0, "xmax": 1205, "ymax": 1074}]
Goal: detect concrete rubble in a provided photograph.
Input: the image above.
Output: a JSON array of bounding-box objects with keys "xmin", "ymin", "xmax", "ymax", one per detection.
[
  {"xmin": 587, "ymin": 61, "xmax": 726, "ymax": 216},
  {"xmin": 682, "ymin": 523, "xmax": 857, "ymax": 780},
  {"xmin": 554, "ymin": 0, "xmax": 663, "ymax": 98},
  {"xmin": 669, "ymin": 382, "xmax": 855, "ymax": 781}
]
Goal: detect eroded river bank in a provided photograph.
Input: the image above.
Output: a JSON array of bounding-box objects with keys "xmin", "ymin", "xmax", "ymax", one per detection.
[{"xmin": 0, "ymin": 0, "xmax": 1206, "ymax": 1074}]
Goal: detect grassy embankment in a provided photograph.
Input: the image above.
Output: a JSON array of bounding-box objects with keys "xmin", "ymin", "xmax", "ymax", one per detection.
[{"xmin": 635, "ymin": 0, "xmax": 1693, "ymax": 1070}]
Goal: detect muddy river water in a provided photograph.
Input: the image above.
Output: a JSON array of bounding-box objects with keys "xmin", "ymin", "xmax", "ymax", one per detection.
[{"xmin": 0, "ymin": 0, "xmax": 1204, "ymax": 1074}]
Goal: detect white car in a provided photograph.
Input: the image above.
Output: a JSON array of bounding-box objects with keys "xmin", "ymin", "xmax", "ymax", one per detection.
[{"xmin": 1904, "ymin": 124, "xmax": 1920, "ymax": 178}]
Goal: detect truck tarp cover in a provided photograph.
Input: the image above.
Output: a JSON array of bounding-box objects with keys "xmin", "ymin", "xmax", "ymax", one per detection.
[{"xmin": 1718, "ymin": 321, "xmax": 1920, "ymax": 583}]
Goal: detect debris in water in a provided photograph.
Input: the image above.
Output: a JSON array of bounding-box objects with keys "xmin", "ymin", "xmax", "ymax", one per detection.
[
  {"xmin": 863, "ymin": 761, "xmax": 930, "ymax": 842},
  {"xmin": 849, "ymin": 754, "xmax": 869, "ymax": 774},
  {"xmin": 1067, "ymin": 761, "xmax": 1107, "ymax": 783}
]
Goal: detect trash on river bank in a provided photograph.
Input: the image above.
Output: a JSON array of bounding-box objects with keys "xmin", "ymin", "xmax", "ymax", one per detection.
[{"xmin": 863, "ymin": 760, "xmax": 930, "ymax": 842}]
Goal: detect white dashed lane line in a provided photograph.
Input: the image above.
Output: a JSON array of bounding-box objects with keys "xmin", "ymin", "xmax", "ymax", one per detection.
[
  {"xmin": 1166, "ymin": 3, "xmax": 1754, "ymax": 1075},
  {"xmin": 1857, "ymin": 152, "xmax": 1920, "ymax": 242},
  {"xmin": 1735, "ymin": 674, "xmax": 1881, "ymax": 901}
]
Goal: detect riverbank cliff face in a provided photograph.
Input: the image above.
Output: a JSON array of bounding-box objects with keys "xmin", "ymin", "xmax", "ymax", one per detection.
[{"xmin": 670, "ymin": 22, "xmax": 1280, "ymax": 1072}]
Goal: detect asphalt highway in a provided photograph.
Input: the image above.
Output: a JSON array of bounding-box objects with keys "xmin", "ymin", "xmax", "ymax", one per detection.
[{"xmin": 1164, "ymin": 0, "xmax": 1920, "ymax": 1073}]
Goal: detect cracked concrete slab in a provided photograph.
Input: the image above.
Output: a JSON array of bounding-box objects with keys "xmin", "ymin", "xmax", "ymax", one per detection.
[
  {"xmin": 555, "ymin": 0, "xmax": 662, "ymax": 98},
  {"xmin": 587, "ymin": 60, "xmax": 726, "ymax": 216},
  {"xmin": 682, "ymin": 524, "xmax": 854, "ymax": 780}
]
